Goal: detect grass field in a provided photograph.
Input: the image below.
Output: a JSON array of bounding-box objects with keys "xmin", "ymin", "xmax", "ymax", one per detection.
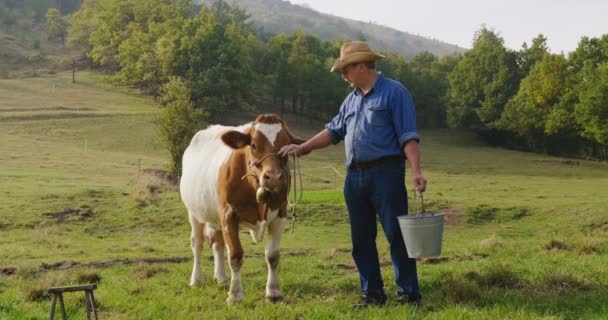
[{"xmin": 1, "ymin": 72, "xmax": 607, "ymax": 319}]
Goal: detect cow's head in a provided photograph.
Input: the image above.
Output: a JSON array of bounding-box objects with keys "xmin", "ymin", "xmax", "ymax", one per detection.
[{"xmin": 221, "ymin": 114, "xmax": 305, "ymax": 201}]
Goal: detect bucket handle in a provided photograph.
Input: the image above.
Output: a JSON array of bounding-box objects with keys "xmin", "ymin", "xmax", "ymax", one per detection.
[{"xmin": 413, "ymin": 190, "xmax": 425, "ymax": 215}]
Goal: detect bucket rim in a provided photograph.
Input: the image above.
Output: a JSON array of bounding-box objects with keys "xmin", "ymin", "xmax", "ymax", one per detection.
[{"xmin": 398, "ymin": 212, "xmax": 444, "ymax": 219}]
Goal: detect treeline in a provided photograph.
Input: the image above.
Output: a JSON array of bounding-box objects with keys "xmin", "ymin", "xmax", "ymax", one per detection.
[
  {"xmin": 56, "ymin": 0, "xmax": 608, "ymax": 162},
  {"xmin": 447, "ymin": 29, "xmax": 608, "ymax": 160},
  {"xmin": 0, "ymin": 0, "xmax": 81, "ymax": 30}
]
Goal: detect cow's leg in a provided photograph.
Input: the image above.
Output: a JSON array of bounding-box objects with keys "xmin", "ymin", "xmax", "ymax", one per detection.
[
  {"xmin": 210, "ymin": 227, "xmax": 229, "ymax": 283},
  {"xmin": 223, "ymin": 206, "xmax": 244, "ymax": 303},
  {"xmin": 189, "ymin": 214, "xmax": 205, "ymax": 286},
  {"xmin": 265, "ymin": 217, "xmax": 287, "ymax": 302}
]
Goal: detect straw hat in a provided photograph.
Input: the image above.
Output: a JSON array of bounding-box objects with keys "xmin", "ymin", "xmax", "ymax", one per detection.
[{"xmin": 330, "ymin": 41, "xmax": 385, "ymax": 72}]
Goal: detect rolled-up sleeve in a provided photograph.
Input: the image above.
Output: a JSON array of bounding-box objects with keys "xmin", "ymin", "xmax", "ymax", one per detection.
[
  {"xmin": 325, "ymin": 100, "xmax": 348, "ymax": 144},
  {"xmin": 391, "ymin": 86, "xmax": 420, "ymax": 149}
]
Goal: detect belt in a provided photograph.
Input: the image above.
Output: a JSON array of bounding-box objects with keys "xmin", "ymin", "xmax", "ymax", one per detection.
[{"xmin": 350, "ymin": 156, "xmax": 402, "ymax": 170}]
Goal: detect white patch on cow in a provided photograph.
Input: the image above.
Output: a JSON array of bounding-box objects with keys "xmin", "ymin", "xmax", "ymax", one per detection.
[
  {"xmin": 266, "ymin": 208, "xmax": 279, "ymax": 223},
  {"xmin": 245, "ymin": 208, "xmax": 278, "ymax": 243},
  {"xmin": 265, "ymin": 217, "xmax": 287, "ymax": 300},
  {"xmin": 255, "ymin": 123, "xmax": 282, "ymax": 146},
  {"xmin": 180, "ymin": 123, "xmax": 252, "ymax": 229},
  {"xmin": 248, "ymin": 220, "xmax": 267, "ymax": 243},
  {"xmin": 226, "ymin": 246, "xmax": 244, "ymax": 303}
]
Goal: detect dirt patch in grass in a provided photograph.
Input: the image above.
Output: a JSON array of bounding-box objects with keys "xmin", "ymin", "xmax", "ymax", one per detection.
[
  {"xmin": 544, "ymin": 239, "xmax": 568, "ymax": 251},
  {"xmin": 576, "ymin": 240, "xmax": 602, "ymax": 255},
  {"xmin": 1, "ymin": 257, "xmax": 192, "ymax": 277},
  {"xmin": 132, "ymin": 265, "xmax": 169, "ymax": 280},
  {"xmin": 439, "ymin": 273, "xmax": 482, "ymax": 304},
  {"xmin": 40, "ymin": 260, "xmax": 80, "ymax": 272},
  {"xmin": 528, "ymin": 272, "xmax": 596, "ymax": 293},
  {"xmin": 465, "ymin": 205, "xmax": 497, "ymax": 224},
  {"xmin": 86, "ymin": 257, "xmax": 189, "ymax": 269},
  {"xmin": 132, "ymin": 170, "xmax": 177, "ymax": 207},
  {"xmin": 76, "ymin": 271, "xmax": 102, "ymax": 284},
  {"xmin": 465, "ymin": 205, "xmax": 531, "ymax": 224},
  {"xmin": 464, "ymin": 264, "xmax": 522, "ymax": 289},
  {"xmin": 29, "ymin": 251, "xmax": 309, "ymax": 273},
  {"xmin": 335, "ymin": 263, "xmax": 357, "ymax": 272},
  {"xmin": 583, "ymin": 220, "xmax": 608, "ymax": 233},
  {"xmin": 442, "ymin": 206, "xmax": 464, "ymax": 225},
  {"xmin": 328, "ymin": 248, "xmax": 351, "ymax": 256},
  {"xmin": 1, "ymin": 267, "xmax": 16, "ymax": 276},
  {"xmin": 418, "ymin": 253, "xmax": 488, "ymax": 264},
  {"xmin": 43, "ymin": 207, "xmax": 94, "ymax": 223},
  {"xmin": 418, "ymin": 256, "xmax": 451, "ymax": 264}
]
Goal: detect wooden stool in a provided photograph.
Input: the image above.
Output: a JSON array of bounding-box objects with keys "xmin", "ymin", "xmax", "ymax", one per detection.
[{"xmin": 48, "ymin": 284, "xmax": 98, "ymax": 320}]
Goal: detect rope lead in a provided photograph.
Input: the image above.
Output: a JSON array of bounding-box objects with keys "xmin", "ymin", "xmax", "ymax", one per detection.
[{"xmin": 288, "ymin": 153, "xmax": 303, "ymax": 234}]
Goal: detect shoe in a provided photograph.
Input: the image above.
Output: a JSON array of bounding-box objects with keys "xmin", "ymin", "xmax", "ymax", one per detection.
[
  {"xmin": 396, "ymin": 294, "xmax": 422, "ymax": 306},
  {"xmin": 353, "ymin": 293, "xmax": 387, "ymax": 308}
]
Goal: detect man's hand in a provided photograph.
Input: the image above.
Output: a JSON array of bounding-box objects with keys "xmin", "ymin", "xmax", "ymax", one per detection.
[
  {"xmin": 279, "ymin": 144, "xmax": 309, "ymax": 157},
  {"xmin": 412, "ymin": 172, "xmax": 427, "ymax": 192}
]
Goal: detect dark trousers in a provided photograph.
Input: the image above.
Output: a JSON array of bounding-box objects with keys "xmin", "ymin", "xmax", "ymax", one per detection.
[{"xmin": 344, "ymin": 157, "xmax": 421, "ymax": 298}]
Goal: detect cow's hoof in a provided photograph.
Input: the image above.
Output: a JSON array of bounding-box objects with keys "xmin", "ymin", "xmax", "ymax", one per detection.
[
  {"xmin": 265, "ymin": 295, "xmax": 283, "ymax": 303},
  {"xmin": 189, "ymin": 275, "xmax": 204, "ymax": 287},
  {"xmin": 226, "ymin": 293, "xmax": 244, "ymax": 304},
  {"xmin": 215, "ymin": 273, "xmax": 229, "ymax": 283}
]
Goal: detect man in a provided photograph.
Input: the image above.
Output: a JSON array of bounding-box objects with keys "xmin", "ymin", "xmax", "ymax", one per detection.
[{"xmin": 279, "ymin": 41, "xmax": 427, "ymax": 307}]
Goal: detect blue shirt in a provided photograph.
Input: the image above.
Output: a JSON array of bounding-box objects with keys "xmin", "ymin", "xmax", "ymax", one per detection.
[{"xmin": 326, "ymin": 73, "xmax": 420, "ymax": 167}]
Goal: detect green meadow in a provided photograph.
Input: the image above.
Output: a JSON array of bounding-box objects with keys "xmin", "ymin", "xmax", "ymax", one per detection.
[{"xmin": 1, "ymin": 72, "xmax": 607, "ymax": 319}]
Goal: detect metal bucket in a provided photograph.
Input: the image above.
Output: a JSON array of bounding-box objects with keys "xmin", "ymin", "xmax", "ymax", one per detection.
[{"xmin": 397, "ymin": 192, "xmax": 444, "ymax": 258}]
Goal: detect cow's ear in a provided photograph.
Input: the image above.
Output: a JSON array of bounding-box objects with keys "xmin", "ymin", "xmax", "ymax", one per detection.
[
  {"xmin": 221, "ymin": 131, "xmax": 251, "ymax": 149},
  {"xmin": 290, "ymin": 136, "xmax": 307, "ymax": 145},
  {"xmin": 283, "ymin": 123, "xmax": 307, "ymax": 145}
]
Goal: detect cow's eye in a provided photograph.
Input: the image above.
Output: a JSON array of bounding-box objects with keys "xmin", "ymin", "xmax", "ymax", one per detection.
[{"xmin": 251, "ymin": 143, "xmax": 256, "ymax": 151}]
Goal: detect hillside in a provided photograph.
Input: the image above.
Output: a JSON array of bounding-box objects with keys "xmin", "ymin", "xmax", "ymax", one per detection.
[
  {"xmin": 201, "ymin": 0, "xmax": 465, "ymax": 58},
  {"xmin": 0, "ymin": 1, "xmax": 83, "ymax": 74}
]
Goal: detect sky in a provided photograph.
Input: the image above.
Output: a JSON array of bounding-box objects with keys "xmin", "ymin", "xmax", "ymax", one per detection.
[{"xmin": 289, "ymin": 0, "xmax": 607, "ymax": 54}]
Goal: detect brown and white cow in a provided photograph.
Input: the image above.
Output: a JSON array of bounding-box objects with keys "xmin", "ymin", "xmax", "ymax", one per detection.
[{"xmin": 179, "ymin": 114, "xmax": 305, "ymax": 303}]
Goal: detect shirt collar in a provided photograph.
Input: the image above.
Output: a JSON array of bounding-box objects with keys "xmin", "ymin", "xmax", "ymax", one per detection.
[{"xmin": 353, "ymin": 72, "xmax": 385, "ymax": 96}]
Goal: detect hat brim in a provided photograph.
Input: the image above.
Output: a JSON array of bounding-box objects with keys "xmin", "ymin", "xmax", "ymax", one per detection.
[{"xmin": 330, "ymin": 51, "xmax": 385, "ymax": 72}]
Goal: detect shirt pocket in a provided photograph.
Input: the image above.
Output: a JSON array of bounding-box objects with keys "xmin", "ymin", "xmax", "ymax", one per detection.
[{"xmin": 366, "ymin": 104, "xmax": 388, "ymax": 127}]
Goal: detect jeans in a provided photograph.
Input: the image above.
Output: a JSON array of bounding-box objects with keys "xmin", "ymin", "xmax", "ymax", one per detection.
[{"xmin": 344, "ymin": 157, "xmax": 421, "ymax": 298}]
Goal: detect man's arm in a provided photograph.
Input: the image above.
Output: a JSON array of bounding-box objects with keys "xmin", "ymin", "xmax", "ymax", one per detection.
[
  {"xmin": 403, "ymin": 140, "xmax": 427, "ymax": 192},
  {"xmin": 279, "ymin": 128, "xmax": 333, "ymax": 157}
]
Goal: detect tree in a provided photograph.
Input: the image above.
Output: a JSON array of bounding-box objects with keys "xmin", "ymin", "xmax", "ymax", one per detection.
[
  {"xmin": 446, "ymin": 26, "xmax": 519, "ymax": 129},
  {"xmin": 267, "ymin": 33, "xmax": 292, "ymax": 115},
  {"xmin": 569, "ymin": 35, "xmax": 608, "ymax": 73},
  {"xmin": 68, "ymin": 0, "xmax": 100, "ymax": 50},
  {"xmin": 406, "ymin": 51, "xmax": 452, "ymax": 128},
  {"xmin": 157, "ymin": 77, "xmax": 209, "ymax": 177},
  {"xmin": 518, "ymin": 34, "xmax": 549, "ymax": 77},
  {"xmin": 498, "ymin": 54, "xmax": 573, "ymax": 148},
  {"xmin": 574, "ymin": 63, "xmax": 608, "ymax": 159},
  {"xmin": 171, "ymin": 4, "xmax": 255, "ymax": 114},
  {"xmin": 46, "ymin": 7, "xmax": 67, "ymax": 45}
]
